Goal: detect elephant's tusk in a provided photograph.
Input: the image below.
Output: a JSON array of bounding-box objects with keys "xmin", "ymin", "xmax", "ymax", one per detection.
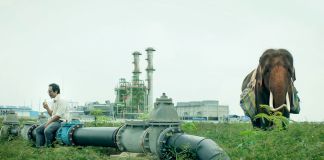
[
  {"xmin": 286, "ymin": 92, "xmax": 291, "ymax": 112},
  {"xmin": 269, "ymin": 104, "xmax": 287, "ymax": 112},
  {"xmin": 268, "ymin": 91, "xmax": 290, "ymax": 112},
  {"xmin": 269, "ymin": 91, "xmax": 274, "ymax": 109}
]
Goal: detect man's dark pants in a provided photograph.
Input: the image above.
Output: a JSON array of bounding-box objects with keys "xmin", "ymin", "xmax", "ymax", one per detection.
[{"xmin": 35, "ymin": 121, "xmax": 61, "ymax": 147}]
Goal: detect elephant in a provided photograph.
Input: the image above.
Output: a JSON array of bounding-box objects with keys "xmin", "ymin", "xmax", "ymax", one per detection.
[{"xmin": 240, "ymin": 49, "xmax": 300, "ymax": 128}]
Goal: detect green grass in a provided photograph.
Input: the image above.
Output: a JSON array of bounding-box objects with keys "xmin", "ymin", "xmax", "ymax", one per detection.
[
  {"xmin": 181, "ymin": 122, "xmax": 324, "ymax": 160},
  {"xmin": 1, "ymin": 118, "xmax": 323, "ymax": 160},
  {"xmin": 0, "ymin": 137, "xmax": 117, "ymax": 160}
]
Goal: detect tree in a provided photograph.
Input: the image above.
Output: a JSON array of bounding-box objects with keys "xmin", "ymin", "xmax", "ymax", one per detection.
[{"xmin": 90, "ymin": 109, "xmax": 103, "ymax": 126}]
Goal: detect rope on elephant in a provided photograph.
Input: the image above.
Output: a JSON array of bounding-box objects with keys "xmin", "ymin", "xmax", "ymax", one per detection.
[
  {"xmin": 240, "ymin": 69, "xmax": 257, "ymax": 119},
  {"xmin": 291, "ymin": 81, "xmax": 301, "ymax": 114}
]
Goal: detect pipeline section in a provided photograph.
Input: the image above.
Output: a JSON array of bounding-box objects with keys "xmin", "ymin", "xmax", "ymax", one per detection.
[
  {"xmin": 167, "ymin": 133, "xmax": 230, "ymax": 160},
  {"xmin": 16, "ymin": 93, "xmax": 230, "ymax": 159},
  {"xmin": 73, "ymin": 127, "xmax": 118, "ymax": 147}
]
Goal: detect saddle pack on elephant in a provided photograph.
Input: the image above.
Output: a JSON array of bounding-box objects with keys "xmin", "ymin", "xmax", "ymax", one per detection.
[{"xmin": 240, "ymin": 69, "xmax": 300, "ymax": 119}]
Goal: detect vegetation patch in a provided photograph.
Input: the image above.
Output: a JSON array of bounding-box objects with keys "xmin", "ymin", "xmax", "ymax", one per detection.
[
  {"xmin": 0, "ymin": 118, "xmax": 323, "ymax": 160},
  {"xmin": 254, "ymin": 104, "xmax": 290, "ymax": 130}
]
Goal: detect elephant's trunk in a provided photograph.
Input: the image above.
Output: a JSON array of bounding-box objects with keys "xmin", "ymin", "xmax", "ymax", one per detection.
[{"xmin": 269, "ymin": 65, "xmax": 289, "ymax": 110}]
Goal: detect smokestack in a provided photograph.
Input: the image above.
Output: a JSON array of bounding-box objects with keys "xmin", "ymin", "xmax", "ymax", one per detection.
[
  {"xmin": 146, "ymin": 47, "xmax": 155, "ymax": 112},
  {"xmin": 132, "ymin": 51, "xmax": 141, "ymax": 84}
]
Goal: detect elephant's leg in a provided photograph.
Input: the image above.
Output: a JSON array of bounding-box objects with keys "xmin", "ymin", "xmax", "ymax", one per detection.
[{"xmin": 251, "ymin": 119, "xmax": 259, "ymax": 128}]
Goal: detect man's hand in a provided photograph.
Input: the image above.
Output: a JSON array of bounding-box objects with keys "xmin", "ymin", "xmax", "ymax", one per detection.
[
  {"xmin": 45, "ymin": 116, "xmax": 60, "ymax": 128},
  {"xmin": 44, "ymin": 122, "xmax": 50, "ymax": 128},
  {"xmin": 43, "ymin": 101, "xmax": 53, "ymax": 116},
  {"xmin": 43, "ymin": 101, "xmax": 49, "ymax": 109}
]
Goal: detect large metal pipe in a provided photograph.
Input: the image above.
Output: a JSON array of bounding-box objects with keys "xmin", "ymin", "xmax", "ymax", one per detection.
[
  {"xmin": 167, "ymin": 133, "xmax": 230, "ymax": 160},
  {"xmin": 26, "ymin": 123, "xmax": 118, "ymax": 148},
  {"xmin": 72, "ymin": 127, "xmax": 118, "ymax": 147}
]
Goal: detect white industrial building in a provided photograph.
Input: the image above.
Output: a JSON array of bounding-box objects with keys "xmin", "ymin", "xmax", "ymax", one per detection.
[
  {"xmin": 175, "ymin": 100, "xmax": 229, "ymax": 121},
  {"xmin": 0, "ymin": 105, "xmax": 39, "ymax": 119}
]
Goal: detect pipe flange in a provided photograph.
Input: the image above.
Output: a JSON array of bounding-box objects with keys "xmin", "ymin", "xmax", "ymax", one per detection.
[
  {"xmin": 156, "ymin": 127, "xmax": 182, "ymax": 159},
  {"xmin": 27, "ymin": 124, "xmax": 39, "ymax": 141},
  {"xmin": 56, "ymin": 127, "xmax": 64, "ymax": 145},
  {"xmin": 115, "ymin": 125, "xmax": 127, "ymax": 151},
  {"xmin": 68, "ymin": 124, "xmax": 82, "ymax": 146},
  {"xmin": 112, "ymin": 125, "xmax": 120, "ymax": 147},
  {"xmin": 141, "ymin": 128, "xmax": 151, "ymax": 153}
]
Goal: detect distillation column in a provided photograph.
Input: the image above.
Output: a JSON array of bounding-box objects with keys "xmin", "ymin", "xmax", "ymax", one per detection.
[
  {"xmin": 132, "ymin": 51, "xmax": 141, "ymax": 84},
  {"xmin": 146, "ymin": 47, "xmax": 155, "ymax": 112}
]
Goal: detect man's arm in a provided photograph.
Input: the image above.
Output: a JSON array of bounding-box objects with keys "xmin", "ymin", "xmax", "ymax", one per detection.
[
  {"xmin": 45, "ymin": 115, "xmax": 60, "ymax": 128},
  {"xmin": 43, "ymin": 101, "xmax": 53, "ymax": 116},
  {"xmin": 45, "ymin": 101, "xmax": 67, "ymax": 128}
]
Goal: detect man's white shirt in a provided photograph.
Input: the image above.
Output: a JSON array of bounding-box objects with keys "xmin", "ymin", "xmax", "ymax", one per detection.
[{"xmin": 50, "ymin": 94, "xmax": 69, "ymax": 122}]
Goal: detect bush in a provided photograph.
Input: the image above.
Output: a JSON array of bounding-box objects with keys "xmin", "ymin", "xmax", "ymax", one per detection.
[{"xmin": 254, "ymin": 104, "xmax": 289, "ymax": 130}]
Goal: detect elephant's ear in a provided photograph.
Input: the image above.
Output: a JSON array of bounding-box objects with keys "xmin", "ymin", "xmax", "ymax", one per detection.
[
  {"xmin": 256, "ymin": 65, "xmax": 263, "ymax": 87},
  {"xmin": 279, "ymin": 48, "xmax": 295, "ymax": 81}
]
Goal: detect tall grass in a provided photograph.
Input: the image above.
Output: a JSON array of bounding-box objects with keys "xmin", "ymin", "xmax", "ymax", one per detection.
[{"xmin": 181, "ymin": 122, "xmax": 324, "ymax": 160}]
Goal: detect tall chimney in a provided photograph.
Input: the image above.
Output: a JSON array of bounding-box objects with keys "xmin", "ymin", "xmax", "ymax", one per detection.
[
  {"xmin": 146, "ymin": 47, "xmax": 155, "ymax": 112},
  {"xmin": 132, "ymin": 51, "xmax": 141, "ymax": 84}
]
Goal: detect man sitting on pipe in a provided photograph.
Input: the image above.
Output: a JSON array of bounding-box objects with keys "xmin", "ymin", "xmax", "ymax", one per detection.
[{"xmin": 35, "ymin": 83, "xmax": 69, "ymax": 148}]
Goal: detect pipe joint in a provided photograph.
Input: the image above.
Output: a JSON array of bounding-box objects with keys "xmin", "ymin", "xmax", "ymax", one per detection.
[
  {"xmin": 27, "ymin": 124, "xmax": 38, "ymax": 141},
  {"xmin": 156, "ymin": 127, "xmax": 182, "ymax": 159},
  {"xmin": 56, "ymin": 120, "xmax": 83, "ymax": 145}
]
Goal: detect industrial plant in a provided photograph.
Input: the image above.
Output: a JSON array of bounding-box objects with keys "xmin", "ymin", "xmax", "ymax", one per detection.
[
  {"xmin": 0, "ymin": 47, "xmax": 231, "ymax": 122},
  {"xmin": 114, "ymin": 48, "xmax": 155, "ymax": 119}
]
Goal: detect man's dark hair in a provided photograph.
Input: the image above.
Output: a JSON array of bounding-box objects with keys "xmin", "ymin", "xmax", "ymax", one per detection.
[{"xmin": 49, "ymin": 83, "xmax": 60, "ymax": 94}]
